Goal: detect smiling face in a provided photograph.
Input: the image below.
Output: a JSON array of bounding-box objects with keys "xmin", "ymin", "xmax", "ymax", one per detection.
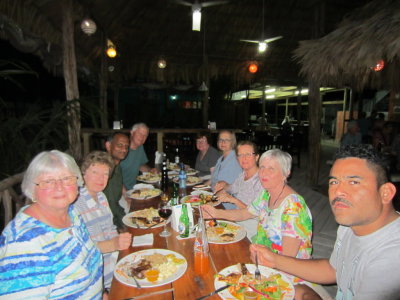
[
  {"xmin": 237, "ymin": 144, "xmax": 258, "ymax": 171},
  {"xmin": 106, "ymin": 133, "xmax": 129, "ymax": 162},
  {"xmin": 34, "ymin": 168, "xmax": 78, "ymax": 211},
  {"xmin": 217, "ymin": 132, "xmax": 234, "ymax": 154},
  {"xmin": 258, "ymin": 156, "xmax": 286, "ymax": 190},
  {"xmin": 131, "ymin": 127, "xmax": 149, "ymax": 149},
  {"xmin": 328, "ymin": 157, "xmax": 384, "ymax": 232},
  {"xmin": 83, "ymin": 163, "xmax": 110, "ymax": 195},
  {"xmin": 196, "ymin": 136, "xmax": 209, "ymax": 152}
]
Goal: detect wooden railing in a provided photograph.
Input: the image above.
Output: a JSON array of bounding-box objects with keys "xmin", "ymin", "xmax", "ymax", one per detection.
[{"xmin": 0, "ymin": 172, "xmax": 29, "ymax": 229}]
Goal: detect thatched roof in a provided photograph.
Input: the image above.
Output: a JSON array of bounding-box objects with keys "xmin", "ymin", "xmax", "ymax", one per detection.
[
  {"xmin": 0, "ymin": 0, "xmax": 369, "ymax": 89},
  {"xmin": 294, "ymin": 0, "xmax": 400, "ymax": 91}
]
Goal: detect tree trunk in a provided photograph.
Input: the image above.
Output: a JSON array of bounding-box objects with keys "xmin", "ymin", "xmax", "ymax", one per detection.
[
  {"xmin": 307, "ymin": 81, "xmax": 321, "ymax": 186},
  {"xmin": 62, "ymin": 0, "xmax": 81, "ymax": 161}
]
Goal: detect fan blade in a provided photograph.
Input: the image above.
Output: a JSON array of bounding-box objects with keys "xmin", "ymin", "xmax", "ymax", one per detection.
[
  {"xmin": 240, "ymin": 39, "xmax": 260, "ymax": 44},
  {"xmin": 175, "ymin": 0, "xmax": 193, "ymax": 7},
  {"xmin": 202, "ymin": 1, "xmax": 229, "ymax": 7},
  {"xmin": 263, "ymin": 36, "xmax": 283, "ymax": 43}
]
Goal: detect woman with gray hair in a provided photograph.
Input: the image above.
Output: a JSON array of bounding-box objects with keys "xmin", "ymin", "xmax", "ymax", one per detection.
[
  {"xmin": 0, "ymin": 150, "xmax": 103, "ymax": 298},
  {"xmin": 74, "ymin": 151, "xmax": 132, "ymax": 291},
  {"xmin": 202, "ymin": 149, "xmax": 312, "ymax": 281}
]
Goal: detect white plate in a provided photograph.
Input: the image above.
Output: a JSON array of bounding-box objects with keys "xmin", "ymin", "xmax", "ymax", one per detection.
[
  {"xmin": 114, "ymin": 249, "xmax": 187, "ymax": 288},
  {"xmin": 180, "ymin": 194, "xmax": 220, "ymax": 207},
  {"xmin": 122, "ymin": 211, "xmax": 170, "ymax": 229},
  {"xmin": 173, "ymin": 176, "xmax": 202, "ymax": 187},
  {"xmin": 205, "ymin": 220, "xmax": 246, "ymax": 244},
  {"xmin": 215, "ymin": 264, "xmax": 295, "ymax": 299},
  {"xmin": 192, "ymin": 184, "xmax": 212, "ymax": 190},
  {"xmin": 126, "ymin": 188, "xmax": 162, "ymax": 200},
  {"xmin": 190, "ymin": 190, "xmax": 213, "ymax": 196},
  {"xmin": 137, "ymin": 173, "xmax": 161, "ymax": 184}
]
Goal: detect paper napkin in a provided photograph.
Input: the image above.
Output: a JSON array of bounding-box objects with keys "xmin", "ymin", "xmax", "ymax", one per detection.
[{"xmin": 132, "ymin": 234, "xmax": 154, "ymax": 247}]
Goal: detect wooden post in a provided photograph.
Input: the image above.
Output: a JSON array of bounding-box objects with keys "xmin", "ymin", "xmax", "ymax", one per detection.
[
  {"xmin": 62, "ymin": 0, "xmax": 81, "ymax": 161},
  {"xmin": 307, "ymin": 81, "xmax": 321, "ymax": 186}
]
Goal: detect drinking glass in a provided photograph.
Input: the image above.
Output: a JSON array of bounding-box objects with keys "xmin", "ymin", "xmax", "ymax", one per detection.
[
  {"xmin": 160, "ymin": 192, "xmax": 169, "ymax": 203},
  {"xmin": 158, "ymin": 201, "xmax": 172, "ymax": 237}
]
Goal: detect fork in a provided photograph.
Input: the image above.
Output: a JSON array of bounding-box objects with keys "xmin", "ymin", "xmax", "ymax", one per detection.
[
  {"xmin": 132, "ymin": 275, "xmax": 142, "ymax": 289},
  {"xmin": 254, "ymin": 253, "xmax": 261, "ymax": 280}
]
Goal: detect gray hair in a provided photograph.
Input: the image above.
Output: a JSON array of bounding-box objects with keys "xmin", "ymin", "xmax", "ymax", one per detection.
[
  {"xmin": 21, "ymin": 150, "xmax": 83, "ymax": 200},
  {"xmin": 81, "ymin": 151, "xmax": 115, "ymax": 175},
  {"xmin": 259, "ymin": 149, "xmax": 292, "ymax": 178},
  {"xmin": 219, "ymin": 130, "xmax": 237, "ymax": 148},
  {"xmin": 131, "ymin": 123, "xmax": 149, "ymax": 132}
]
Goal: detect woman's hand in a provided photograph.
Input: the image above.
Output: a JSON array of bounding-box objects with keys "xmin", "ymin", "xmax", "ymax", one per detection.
[
  {"xmin": 214, "ymin": 181, "xmax": 228, "ymax": 192},
  {"xmin": 216, "ymin": 190, "xmax": 236, "ymax": 204},
  {"xmin": 250, "ymin": 243, "xmax": 276, "ymax": 269},
  {"xmin": 201, "ymin": 204, "xmax": 219, "ymax": 219},
  {"xmin": 115, "ymin": 232, "xmax": 132, "ymax": 250}
]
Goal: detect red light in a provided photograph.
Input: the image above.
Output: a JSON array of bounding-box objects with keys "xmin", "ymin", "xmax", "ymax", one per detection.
[
  {"xmin": 248, "ymin": 64, "xmax": 258, "ymax": 73},
  {"xmin": 373, "ymin": 60, "xmax": 384, "ymax": 72}
]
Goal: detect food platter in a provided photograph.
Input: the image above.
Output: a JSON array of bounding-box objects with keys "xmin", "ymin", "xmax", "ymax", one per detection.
[
  {"xmin": 122, "ymin": 209, "xmax": 169, "ymax": 229},
  {"xmin": 214, "ymin": 264, "xmax": 295, "ymax": 300},
  {"xmin": 137, "ymin": 173, "xmax": 161, "ymax": 184},
  {"xmin": 173, "ymin": 176, "xmax": 201, "ymax": 186},
  {"xmin": 114, "ymin": 249, "xmax": 187, "ymax": 288},
  {"xmin": 180, "ymin": 193, "xmax": 220, "ymax": 207},
  {"xmin": 126, "ymin": 186, "xmax": 162, "ymax": 200},
  {"xmin": 206, "ymin": 220, "xmax": 246, "ymax": 244}
]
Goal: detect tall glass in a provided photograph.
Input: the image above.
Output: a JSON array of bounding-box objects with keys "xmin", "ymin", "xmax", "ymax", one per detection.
[{"xmin": 158, "ymin": 201, "xmax": 172, "ymax": 237}]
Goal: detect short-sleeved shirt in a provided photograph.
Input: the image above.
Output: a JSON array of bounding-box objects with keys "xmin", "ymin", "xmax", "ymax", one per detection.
[
  {"xmin": 0, "ymin": 206, "xmax": 103, "ymax": 299},
  {"xmin": 329, "ymin": 217, "xmax": 400, "ymax": 300},
  {"xmin": 103, "ymin": 164, "xmax": 125, "ymax": 229},
  {"xmin": 120, "ymin": 145, "xmax": 149, "ymax": 190},
  {"xmin": 195, "ymin": 146, "xmax": 221, "ymax": 176},
  {"xmin": 74, "ymin": 187, "xmax": 119, "ymax": 288},
  {"xmin": 211, "ymin": 150, "xmax": 242, "ymax": 189},
  {"xmin": 249, "ymin": 190, "xmax": 312, "ymax": 259}
]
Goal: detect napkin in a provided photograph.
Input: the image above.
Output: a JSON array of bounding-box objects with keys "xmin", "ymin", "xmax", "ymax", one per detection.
[{"xmin": 132, "ymin": 234, "xmax": 154, "ymax": 247}]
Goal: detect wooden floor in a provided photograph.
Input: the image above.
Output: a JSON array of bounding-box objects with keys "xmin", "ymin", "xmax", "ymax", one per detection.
[{"xmin": 288, "ymin": 143, "xmax": 339, "ymax": 297}]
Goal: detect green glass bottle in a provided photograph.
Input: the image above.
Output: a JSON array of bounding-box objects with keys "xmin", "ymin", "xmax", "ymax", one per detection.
[
  {"xmin": 171, "ymin": 183, "xmax": 179, "ymax": 205},
  {"xmin": 179, "ymin": 204, "xmax": 190, "ymax": 238}
]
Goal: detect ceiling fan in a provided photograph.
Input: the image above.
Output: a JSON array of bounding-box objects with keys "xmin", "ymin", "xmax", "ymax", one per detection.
[
  {"xmin": 175, "ymin": 0, "xmax": 229, "ymax": 31},
  {"xmin": 240, "ymin": 0, "xmax": 282, "ymax": 52}
]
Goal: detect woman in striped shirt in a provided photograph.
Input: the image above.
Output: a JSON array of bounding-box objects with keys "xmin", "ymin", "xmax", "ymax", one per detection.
[{"xmin": 0, "ymin": 150, "xmax": 103, "ymax": 299}]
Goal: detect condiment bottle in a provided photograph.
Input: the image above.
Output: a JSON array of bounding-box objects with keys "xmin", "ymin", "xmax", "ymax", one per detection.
[
  {"xmin": 194, "ymin": 214, "xmax": 210, "ymax": 275},
  {"xmin": 178, "ymin": 162, "xmax": 187, "ymax": 198},
  {"xmin": 175, "ymin": 148, "xmax": 180, "ymax": 164},
  {"xmin": 179, "ymin": 204, "xmax": 190, "ymax": 238},
  {"xmin": 160, "ymin": 154, "xmax": 169, "ymax": 193},
  {"xmin": 170, "ymin": 183, "xmax": 179, "ymax": 206}
]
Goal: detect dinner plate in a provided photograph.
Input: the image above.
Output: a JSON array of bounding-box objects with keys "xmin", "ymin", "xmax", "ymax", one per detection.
[
  {"xmin": 126, "ymin": 187, "xmax": 162, "ymax": 200},
  {"xmin": 173, "ymin": 176, "xmax": 201, "ymax": 186},
  {"xmin": 214, "ymin": 264, "xmax": 295, "ymax": 299},
  {"xmin": 205, "ymin": 220, "xmax": 246, "ymax": 244},
  {"xmin": 122, "ymin": 211, "xmax": 170, "ymax": 229},
  {"xmin": 137, "ymin": 173, "xmax": 161, "ymax": 184},
  {"xmin": 181, "ymin": 194, "xmax": 220, "ymax": 207},
  {"xmin": 114, "ymin": 249, "xmax": 187, "ymax": 288}
]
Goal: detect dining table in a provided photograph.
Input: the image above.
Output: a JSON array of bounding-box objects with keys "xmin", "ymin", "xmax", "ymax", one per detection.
[{"xmin": 108, "ymin": 186, "xmax": 252, "ymax": 300}]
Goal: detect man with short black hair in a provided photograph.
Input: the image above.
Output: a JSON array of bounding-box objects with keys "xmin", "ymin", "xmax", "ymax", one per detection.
[{"xmin": 250, "ymin": 144, "xmax": 400, "ymax": 299}]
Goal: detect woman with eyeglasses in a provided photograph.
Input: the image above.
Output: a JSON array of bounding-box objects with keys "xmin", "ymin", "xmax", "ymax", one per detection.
[
  {"xmin": 74, "ymin": 151, "xmax": 132, "ymax": 292},
  {"xmin": 0, "ymin": 150, "xmax": 103, "ymax": 298},
  {"xmin": 210, "ymin": 130, "xmax": 242, "ymax": 194},
  {"xmin": 194, "ymin": 131, "xmax": 221, "ymax": 177}
]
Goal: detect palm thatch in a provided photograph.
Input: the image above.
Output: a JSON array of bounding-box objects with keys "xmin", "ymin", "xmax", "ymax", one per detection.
[{"xmin": 294, "ymin": 0, "xmax": 400, "ymax": 91}]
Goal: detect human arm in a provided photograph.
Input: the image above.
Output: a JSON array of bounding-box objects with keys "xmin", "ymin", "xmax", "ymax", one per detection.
[
  {"xmin": 249, "ymin": 244, "xmax": 337, "ymax": 284},
  {"xmin": 96, "ymin": 232, "xmax": 132, "ymax": 253},
  {"xmin": 216, "ymin": 190, "xmax": 247, "ymax": 208},
  {"xmin": 201, "ymin": 204, "xmax": 254, "ymax": 221},
  {"xmin": 214, "ymin": 181, "xmax": 229, "ymax": 192},
  {"xmin": 139, "ymin": 164, "xmax": 158, "ymax": 173}
]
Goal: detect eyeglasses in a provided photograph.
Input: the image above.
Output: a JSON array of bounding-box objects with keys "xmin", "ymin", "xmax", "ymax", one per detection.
[
  {"xmin": 237, "ymin": 153, "xmax": 256, "ymax": 158},
  {"xmin": 35, "ymin": 176, "xmax": 78, "ymax": 190},
  {"xmin": 218, "ymin": 138, "xmax": 231, "ymax": 143}
]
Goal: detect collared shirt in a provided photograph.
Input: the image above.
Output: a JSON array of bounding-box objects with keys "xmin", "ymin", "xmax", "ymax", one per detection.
[
  {"xmin": 120, "ymin": 145, "xmax": 148, "ymax": 190},
  {"xmin": 211, "ymin": 150, "xmax": 242, "ymax": 189}
]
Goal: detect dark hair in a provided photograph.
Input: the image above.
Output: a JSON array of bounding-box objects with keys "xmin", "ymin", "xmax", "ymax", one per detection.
[
  {"xmin": 334, "ymin": 144, "xmax": 389, "ymax": 187},
  {"xmin": 107, "ymin": 131, "xmax": 129, "ymax": 142},
  {"xmin": 196, "ymin": 131, "xmax": 211, "ymax": 144},
  {"xmin": 235, "ymin": 140, "xmax": 259, "ymax": 156}
]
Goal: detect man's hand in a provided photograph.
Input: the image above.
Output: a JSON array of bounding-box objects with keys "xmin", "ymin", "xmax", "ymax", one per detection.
[
  {"xmin": 250, "ymin": 243, "xmax": 277, "ymax": 269},
  {"xmin": 114, "ymin": 232, "xmax": 132, "ymax": 250}
]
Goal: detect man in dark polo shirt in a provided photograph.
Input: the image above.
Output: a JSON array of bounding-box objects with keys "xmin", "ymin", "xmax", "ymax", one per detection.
[{"xmin": 103, "ymin": 132, "xmax": 129, "ymax": 229}]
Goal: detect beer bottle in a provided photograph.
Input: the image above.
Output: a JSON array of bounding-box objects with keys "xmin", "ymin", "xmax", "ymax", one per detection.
[
  {"xmin": 160, "ymin": 154, "xmax": 169, "ymax": 193},
  {"xmin": 179, "ymin": 204, "xmax": 190, "ymax": 238},
  {"xmin": 178, "ymin": 162, "xmax": 187, "ymax": 198}
]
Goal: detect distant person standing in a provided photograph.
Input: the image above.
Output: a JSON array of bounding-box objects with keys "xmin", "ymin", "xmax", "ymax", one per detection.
[
  {"xmin": 120, "ymin": 123, "xmax": 157, "ymax": 190},
  {"xmin": 194, "ymin": 131, "xmax": 220, "ymax": 177},
  {"xmin": 341, "ymin": 121, "xmax": 362, "ymax": 147}
]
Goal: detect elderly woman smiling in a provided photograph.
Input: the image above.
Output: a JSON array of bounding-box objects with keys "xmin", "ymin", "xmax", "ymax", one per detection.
[
  {"xmin": 203, "ymin": 149, "xmax": 312, "ymax": 274},
  {"xmin": 0, "ymin": 150, "xmax": 103, "ymax": 298},
  {"xmin": 74, "ymin": 151, "xmax": 132, "ymax": 291}
]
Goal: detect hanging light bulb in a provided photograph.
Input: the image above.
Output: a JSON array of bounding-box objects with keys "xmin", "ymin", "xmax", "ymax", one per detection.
[
  {"xmin": 157, "ymin": 59, "xmax": 167, "ymax": 69},
  {"xmin": 80, "ymin": 18, "xmax": 97, "ymax": 35},
  {"xmin": 373, "ymin": 59, "xmax": 385, "ymax": 72},
  {"xmin": 258, "ymin": 42, "xmax": 267, "ymax": 52},
  {"xmin": 192, "ymin": 8, "xmax": 201, "ymax": 31},
  {"xmin": 106, "ymin": 39, "xmax": 117, "ymax": 58},
  {"xmin": 248, "ymin": 63, "xmax": 258, "ymax": 73}
]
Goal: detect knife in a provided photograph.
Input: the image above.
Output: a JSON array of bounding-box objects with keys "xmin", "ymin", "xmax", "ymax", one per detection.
[{"xmin": 195, "ymin": 285, "xmax": 230, "ymax": 300}]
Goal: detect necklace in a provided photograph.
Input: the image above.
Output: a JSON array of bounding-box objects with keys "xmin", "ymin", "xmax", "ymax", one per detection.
[{"xmin": 268, "ymin": 184, "xmax": 286, "ymax": 216}]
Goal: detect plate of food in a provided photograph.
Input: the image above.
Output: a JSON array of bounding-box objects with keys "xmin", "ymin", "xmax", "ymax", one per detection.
[
  {"xmin": 167, "ymin": 163, "xmax": 181, "ymax": 171},
  {"xmin": 126, "ymin": 186, "xmax": 162, "ymax": 200},
  {"xmin": 137, "ymin": 173, "xmax": 161, "ymax": 184},
  {"xmin": 114, "ymin": 249, "xmax": 187, "ymax": 288},
  {"xmin": 123, "ymin": 208, "xmax": 169, "ymax": 229},
  {"xmin": 181, "ymin": 193, "xmax": 220, "ymax": 207},
  {"xmin": 173, "ymin": 176, "xmax": 201, "ymax": 187},
  {"xmin": 206, "ymin": 220, "xmax": 246, "ymax": 244},
  {"xmin": 215, "ymin": 263, "xmax": 295, "ymax": 299}
]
